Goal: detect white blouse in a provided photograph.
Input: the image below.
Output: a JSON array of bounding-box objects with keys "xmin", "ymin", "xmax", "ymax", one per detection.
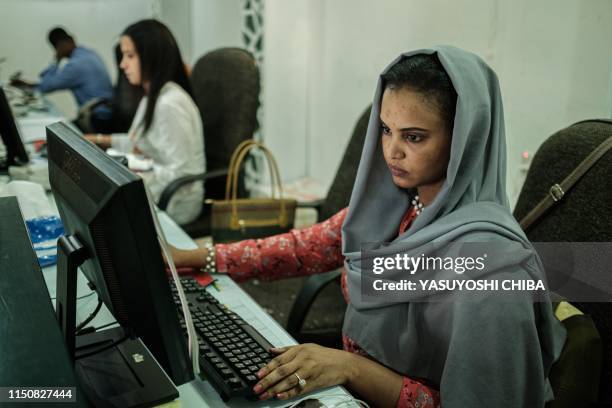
[{"xmin": 112, "ymin": 81, "xmax": 205, "ymax": 224}]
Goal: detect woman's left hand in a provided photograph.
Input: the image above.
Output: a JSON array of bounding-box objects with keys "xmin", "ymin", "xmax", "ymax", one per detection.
[{"xmin": 253, "ymin": 343, "xmax": 354, "ymax": 401}]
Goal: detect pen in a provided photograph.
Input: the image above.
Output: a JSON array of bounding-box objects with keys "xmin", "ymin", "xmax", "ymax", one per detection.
[{"xmin": 211, "ymin": 279, "xmax": 221, "ymax": 292}]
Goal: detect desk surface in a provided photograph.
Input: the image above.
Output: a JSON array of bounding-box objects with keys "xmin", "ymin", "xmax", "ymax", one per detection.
[
  {"xmin": 13, "ymin": 95, "xmax": 64, "ymax": 143},
  {"xmin": 38, "ymin": 208, "xmax": 357, "ymax": 407}
]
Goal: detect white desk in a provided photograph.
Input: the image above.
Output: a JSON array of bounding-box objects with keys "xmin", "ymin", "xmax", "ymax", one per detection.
[
  {"xmin": 14, "ymin": 96, "xmax": 64, "ymax": 143},
  {"xmin": 39, "ymin": 208, "xmax": 357, "ymax": 408}
]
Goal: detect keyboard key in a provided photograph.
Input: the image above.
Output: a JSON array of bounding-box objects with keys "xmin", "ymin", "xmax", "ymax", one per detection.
[
  {"xmin": 220, "ymin": 368, "xmax": 234, "ymax": 379},
  {"xmin": 228, "ymin": 377, "xmax": 242, "ymax": 389}
]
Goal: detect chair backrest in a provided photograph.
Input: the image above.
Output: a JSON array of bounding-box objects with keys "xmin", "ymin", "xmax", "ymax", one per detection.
[
  {"xmin": 318, "ymin": 105, "xmax": 372, "ymax": 221},
  {"xmin": 190, "ymin": 47, "xmax": 260, "ymax": 199},
  {"xmin": 513, "ymin": 119, "xmax": 612, "ymax": 405}
]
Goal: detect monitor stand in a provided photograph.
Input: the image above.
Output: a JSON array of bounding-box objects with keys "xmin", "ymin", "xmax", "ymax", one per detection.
[{"xmin": 56, "ymin": 235, "xmax": 179, "ymax": 407}]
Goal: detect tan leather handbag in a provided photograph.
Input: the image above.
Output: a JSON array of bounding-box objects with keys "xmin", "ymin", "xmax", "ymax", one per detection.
[{"xmin": 211, "ymin": 140, "xmax": 297, "ymax": 243}]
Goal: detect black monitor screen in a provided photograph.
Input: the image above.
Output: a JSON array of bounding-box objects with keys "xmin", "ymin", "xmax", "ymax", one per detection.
[
  {"xmin": 47, "ymin": 122, "xmax": 193, "ymax": 385},
  {"xmin": 0, "ymin": 87, "xmax": 29, "ymax": 169}
]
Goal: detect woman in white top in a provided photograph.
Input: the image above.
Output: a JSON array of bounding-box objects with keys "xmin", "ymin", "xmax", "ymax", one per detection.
[{"xmin": 87, "ymin": 19, "xmax": 205, "ymax": 224}]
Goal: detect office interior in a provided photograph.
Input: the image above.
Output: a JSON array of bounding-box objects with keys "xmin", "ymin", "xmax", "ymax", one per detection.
[{"xmin": 0, "ymin": 0, "xmax": 611, "ymax": 407}]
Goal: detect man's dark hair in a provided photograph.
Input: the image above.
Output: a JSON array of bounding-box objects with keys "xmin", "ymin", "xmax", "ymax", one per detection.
[
  {"xmin": 122, "ymin": 19, "xmax": 192, "ymax": 133},
  {"xmin": 382, "ymin": 53, "xmax": 457, "ymax": 132},
  {"xmin": 48, "ymin": 27, "xmax": 73, "ymax": 47}
]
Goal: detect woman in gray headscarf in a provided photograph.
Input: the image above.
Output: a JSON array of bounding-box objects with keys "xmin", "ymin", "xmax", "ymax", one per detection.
[{"xmin": 171, "ymin": 46, "xmax": 566, "ymax": 407}]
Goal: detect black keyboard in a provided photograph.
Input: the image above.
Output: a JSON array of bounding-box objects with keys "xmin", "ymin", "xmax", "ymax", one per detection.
[{"xmin": 170, "ymin": 277, "xmax": 274, "ymax": 401}]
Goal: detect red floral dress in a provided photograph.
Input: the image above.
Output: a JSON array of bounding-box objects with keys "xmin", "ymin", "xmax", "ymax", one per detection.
[{"xmin": 215, "ymin": 207, "xmax": 440, "ymax": 408}]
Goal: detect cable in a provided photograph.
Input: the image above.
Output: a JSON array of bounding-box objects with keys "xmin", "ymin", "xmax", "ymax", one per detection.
[
  {"xmin": 75, "ymin": 321, "xmax": 118, "ymax": 336},
  {"xmin": 284, "ymin": 394, "xmax": 370, "ymax": 408},
  {"xmin": 75, "ymin": 298, "xmax": 103, "ymax": 333},
  {"xmin": 50, "ymin": 290, "xmax": 96, "ymax": 301},
  {"xmin": 144, "ymin": 184, "xmax": 200, "ymax": 375},
  {"xmin": 77, "ymin": 291, "xmax": 96, "ymax": 300},
  {"xmin": 91, "ymin": 321, "xmax": 118, "ymax": 331},
  {"xmin": 74, "ymin": 334, "xmax": 129, "ymax": 360},
  {"xmin": 331, "ymin": 398, "xmax": 370, "ymax": 408}
]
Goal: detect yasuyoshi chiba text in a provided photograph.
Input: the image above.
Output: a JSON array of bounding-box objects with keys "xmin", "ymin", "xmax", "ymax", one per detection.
[{"xmin": 372, "ymin": 279, "xmax": 546, "ymax": 292}]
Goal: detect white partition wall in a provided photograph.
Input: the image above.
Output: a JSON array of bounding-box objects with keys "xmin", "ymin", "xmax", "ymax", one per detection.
[{"xmin": 262, "ymin": 0, "xmax": 612, "ymax": 206}]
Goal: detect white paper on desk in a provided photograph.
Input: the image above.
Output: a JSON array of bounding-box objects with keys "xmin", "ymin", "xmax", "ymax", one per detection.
[
  {"xmin": 8, "ymin": 158, "xmax": 50, "ymax": 190},
  {"xmin": 18, "ymin": 117, "xmax": 62, "ymax": 143},
  {"xmin": 0, "ymin": 180, "xmax": 53, "ymax": 219}
]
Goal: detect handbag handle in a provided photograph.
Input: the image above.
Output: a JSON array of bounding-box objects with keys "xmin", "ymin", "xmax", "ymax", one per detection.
[
  {"xmin": 225, "ymin": 140, "xmax": 290, "ymax": 229},
  {"xmin": 225, "ymin": 139, "xmax": 257, "ymax": 199},
  {"xmin": 520, "ymin": 133, "xmax": 612, "ymax": 231},
  {"xmin": 225, "ymin": 140, "xmax": 278, "ymax": 200}
]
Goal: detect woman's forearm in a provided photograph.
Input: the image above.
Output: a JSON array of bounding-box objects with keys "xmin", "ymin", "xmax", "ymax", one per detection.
[
  {"xmin": 84, "ymin": 134, "xmax": 112, "ymax": 149},
  {"xmin": 171, "ymin": 246, "xmax": 208, "ymax": 268},
  {"xmin": 345, "ymin": 352, "xmax": 404, "ymax": 407}
]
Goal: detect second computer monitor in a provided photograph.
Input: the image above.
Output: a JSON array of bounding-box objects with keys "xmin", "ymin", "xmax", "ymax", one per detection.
[{"xmin": 0, "ymin": 87, "xmax": 29, "ymax": 169}]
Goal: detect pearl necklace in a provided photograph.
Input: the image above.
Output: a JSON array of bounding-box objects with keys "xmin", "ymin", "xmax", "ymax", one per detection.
[{"xmin": 411, "ymin": 195, "xmax": 424, "ymax": 215}]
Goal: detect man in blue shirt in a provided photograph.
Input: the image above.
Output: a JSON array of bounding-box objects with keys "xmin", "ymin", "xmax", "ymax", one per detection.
[{"xmin": 12, "ymin": 27, "xmax": 114, "ymax": 132}]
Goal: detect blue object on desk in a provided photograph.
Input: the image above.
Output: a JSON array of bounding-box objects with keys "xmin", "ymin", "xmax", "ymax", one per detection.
[{"xmin": 25, "ymin": 215, "xmax": 64, "ymax": 267}]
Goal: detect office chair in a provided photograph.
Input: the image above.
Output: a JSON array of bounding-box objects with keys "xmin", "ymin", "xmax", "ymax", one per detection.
[
  {"xmin": 514, "ymin": 119, "xmax": 612, "ymax": 407},
  {"xmin": 285, "ymin": 105, "xmax": 372, "ymax": 345},
  {"xmin": 158, "ymin": 48, "xmax": 260, "ymax": 237}
]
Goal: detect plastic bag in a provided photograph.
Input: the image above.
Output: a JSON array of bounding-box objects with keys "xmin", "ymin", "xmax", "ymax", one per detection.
[{"xmin": 25, "ymin": 216, "xmax": 64, "ymax": 267}]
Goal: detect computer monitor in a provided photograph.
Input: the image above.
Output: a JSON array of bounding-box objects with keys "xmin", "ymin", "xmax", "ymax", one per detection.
[
  {"xmin": 46, "ymin": 122, "xmax": 193, "ymax": 404},
  {"xmin": 0, "ymin": 87, "xmax": 29, "ymax": 170}
]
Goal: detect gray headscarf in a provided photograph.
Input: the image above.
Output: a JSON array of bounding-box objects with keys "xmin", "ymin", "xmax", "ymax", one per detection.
[{"xmin": 342, "ymin": 46, "xmax": 566, "ymax": 406}]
